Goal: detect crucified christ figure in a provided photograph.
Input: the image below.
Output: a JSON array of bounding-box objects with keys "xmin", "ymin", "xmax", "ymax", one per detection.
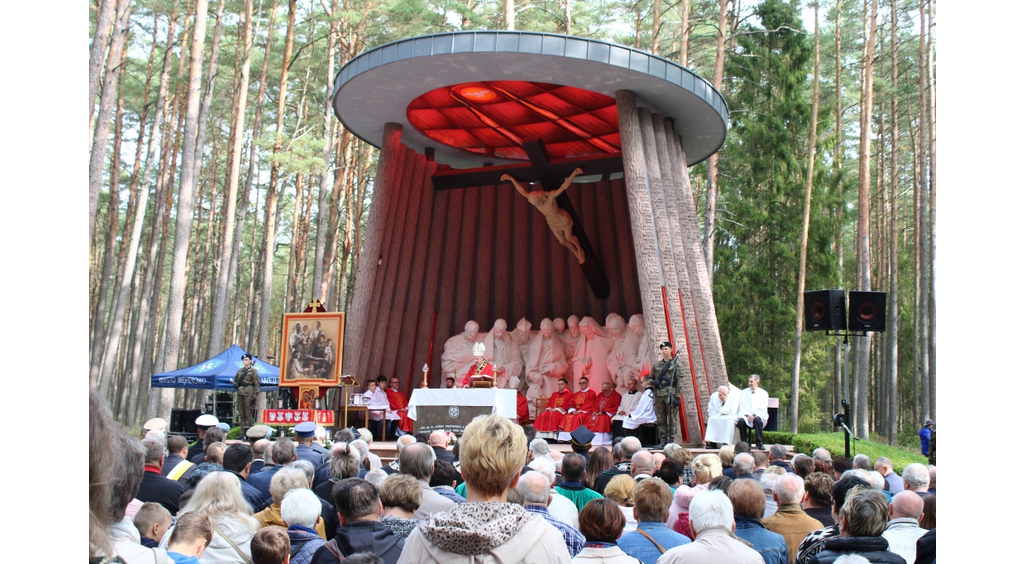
[{"xmin": 502, "ymin": 167, "xmax": 586, "ymax": 264}]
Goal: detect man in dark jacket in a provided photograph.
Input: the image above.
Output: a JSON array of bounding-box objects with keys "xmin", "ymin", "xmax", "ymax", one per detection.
[
  {"xmin": 310, "ymin": 478, "xmax": 403, "ymax": 564},
  {"xmin": 221, "ymin": 443, "xmax": 268, "ymax": 512},
  {"xmin": 136, "ymin": 437, "xmax": 186, "ymax": 515},
  {"xmin": 807, "ymin": 487, "xmax": 906, "ymax": 564}
]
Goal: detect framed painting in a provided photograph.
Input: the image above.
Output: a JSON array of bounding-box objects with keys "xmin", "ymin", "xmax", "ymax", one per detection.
[{"xmin": 279, "ymin": 312, "xmax": 345, "ymax": 387}]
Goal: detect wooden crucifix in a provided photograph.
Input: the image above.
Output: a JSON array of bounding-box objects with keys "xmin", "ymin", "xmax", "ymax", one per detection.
[{"xmin": 431, "ymin": 138, "xmax": 617, "ymax": 298}]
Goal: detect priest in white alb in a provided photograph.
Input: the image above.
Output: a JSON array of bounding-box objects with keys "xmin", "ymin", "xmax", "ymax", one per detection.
[{"xmin": 704, "ymin": 383, "xmax": 741, "ymax": 447}]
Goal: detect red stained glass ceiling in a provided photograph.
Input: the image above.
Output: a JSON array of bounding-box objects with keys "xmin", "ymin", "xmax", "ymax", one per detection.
[{"xmin": 407, "ymin": 81, "xmax": 621, "ymax": 161}]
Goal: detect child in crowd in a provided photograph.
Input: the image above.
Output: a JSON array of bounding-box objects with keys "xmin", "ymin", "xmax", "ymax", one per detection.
[
  {"xmin": 165, "ymin": 512, "xmax": 213, "ymax": 564},
  {"xmin": 251, "ymin": 527, "xmax": 291, "ymax": 564},
  {"xmin": 133, "ymin": 502, "xmax": 173, "ymax": 548}
]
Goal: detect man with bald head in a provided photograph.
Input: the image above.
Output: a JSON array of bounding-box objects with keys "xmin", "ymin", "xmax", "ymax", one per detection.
[
  {"xmin": 631, "ymin": 450, "xmax": 655, "ymax": 482},
  {"xmin": 762, "ymin": 473, "xmax": 823, "ymax": 564},
  {"xmin": 427, "ymin": 430, "xmax": 455, "ymax": 464},
  {"xmin": 881, "ymin": 491, "xmax": 927, "ymax": 564},
  {"xmin": 399, "ymin": 442, "xmax": 456, "ymax": 519},
  {"xmin": 517, "ymin": 470, "xmax": 585, "ymax": 557}
]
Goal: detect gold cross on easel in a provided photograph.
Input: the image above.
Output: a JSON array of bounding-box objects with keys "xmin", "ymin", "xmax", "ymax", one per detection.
[{"xmin": 308, "ymin": 298, "xmax": 323, "ymax": 312}]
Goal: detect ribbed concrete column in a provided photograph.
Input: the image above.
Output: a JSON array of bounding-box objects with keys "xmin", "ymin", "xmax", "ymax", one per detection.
[
  {"xmin": 617, "ymin": 90, "xmax": 679, "ymax": 442},
  {"xmin": 343, "ymin": 122, "xmax": 404, "ymax": 376},
  {"xmin": 666, "ymin": 124, "xmax": 729, "ymax": 389},
  {"xmin": 651, "ymin": 112, "xmax": 709, "ymax": 433}
]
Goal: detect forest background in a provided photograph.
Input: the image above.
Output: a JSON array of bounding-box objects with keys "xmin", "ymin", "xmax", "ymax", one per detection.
[{"xmin": 78, "ymin": 0, "xmax": 977, "ymax": 453}]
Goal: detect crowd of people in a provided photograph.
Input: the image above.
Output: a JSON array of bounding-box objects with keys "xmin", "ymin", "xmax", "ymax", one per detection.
[{"xmin": 91, "ymin": 388, "xmax": 936, "ymax": 564}]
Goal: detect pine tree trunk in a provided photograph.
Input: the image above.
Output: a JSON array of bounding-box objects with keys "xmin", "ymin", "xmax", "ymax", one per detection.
[
  {"xmin": 312, "ymin": 0, "xmax": 339, "ymax": 302},
  {"xmin": 926, "ymin": 0, "xmax": 937, "ymax": 421},
  {"xmin": 505, "ymin": 0, "xmax": 515, "ymax": 30},
  {"xmin": 791, "ymin": 3, "xmax": 821, "ymax": 434},
  {"xmin": 209, "ymin": 0, "xmax": 255, "ymax": 356},
  {"xmin": 854, "ymin": 0, "xmax": 879, "ymax": 439},
  {"xmin": 917, "ymin": 0, "xmax": 930, "ymax": 422},
  {"xmin": 259, "ymin": 0, "xmax": 297, "ymax": 363},
  {"xmin": 564, "ymin": 0, "xmax": 571, "ymax": 35},
  {"xmin": 89, "ymin": 0, "xmax": 117, "ymax": 141},
  {"xmin": 702, "ymin": 0, "xmax": 729, "ymax": 288},
  {"xmin": 652, "ymin": 0, "xmax": 661, "ymax": 55},
  {"xmin": 151, "ymin": 0, "xmax": 210, "ymax": 418},
  {"xmin": 679, "ymin": 0, "xmax": 690, "ymax": 67},
  {"xmin": 885, "ymin": 0, "xmax": 900, "ymax": 445},
  {"xmin": 89, "ymin": 0, "xmax": 132, "ymax": 252}
]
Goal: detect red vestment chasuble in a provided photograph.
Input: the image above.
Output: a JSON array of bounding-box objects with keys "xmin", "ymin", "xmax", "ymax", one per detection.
[
  {"xmin": 385, "ymin": 388, "xmax": 413, "ymax": 432},
  {"xmin": 534, "ymin": 390, "xmax": 574, "ymax": 431},
  {"xmin": 561, "ymin": 388, "xmax": 598, "ymax": 432},
  {"xmin": 587, "ymin": 390, "xmax": 622, "ymax": 433}
]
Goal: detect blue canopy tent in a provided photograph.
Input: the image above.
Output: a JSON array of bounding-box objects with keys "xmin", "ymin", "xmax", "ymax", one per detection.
[{"xmin": 151, "ymin": 345, "xmax": 279, "ymax": 392}]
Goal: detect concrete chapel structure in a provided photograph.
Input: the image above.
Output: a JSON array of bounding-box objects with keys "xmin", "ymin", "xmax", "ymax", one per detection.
[{"xmin": 332, "ymin": 31, "xmax": 730, "ymax": 442}]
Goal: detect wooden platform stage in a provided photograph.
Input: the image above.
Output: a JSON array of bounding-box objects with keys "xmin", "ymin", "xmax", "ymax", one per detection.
[{"xmin": 367, "ymin": 440, "xmax": 796, "ymax": 464}]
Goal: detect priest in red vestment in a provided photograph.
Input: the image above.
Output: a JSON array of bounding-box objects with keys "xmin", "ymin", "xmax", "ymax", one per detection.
[
  {"xmin": 461, "ymin": 342, "xmax": 495, "ymax": 388},
  {"xmin": 385, "ymin": 376, "xmax": 413, "ymax": 439},
  {"xmin": 561, "ymin": 377, "xmax": 599, "ymax": 440},
  {"xmin": 587, "ymin": 381, "xmax": 622, "ymax": 446},
  {"xmin": 516, "ymin": 392, "xmax": 530, "ymax": 424},
  {"xmin": 534, "ymin": 378, "xmax": 574, "ymax": 433}
]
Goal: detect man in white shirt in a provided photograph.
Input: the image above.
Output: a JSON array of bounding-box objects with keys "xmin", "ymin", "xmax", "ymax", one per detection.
[
  {"xmin": 735, "ymin": 374, "xmax": 769, "ymax": 449},
  {"xmin": 704, "ymin": 383, "xmax": 741, "ymax": 448},
  {"xmin": 622, "ymin": 375, "xmax": 657, "ymax": 435}
]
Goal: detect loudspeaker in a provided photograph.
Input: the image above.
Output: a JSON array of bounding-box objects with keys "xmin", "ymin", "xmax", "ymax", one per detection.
[
  {"xmin": 170, "ymin": 408, "xmax": 200, "ymax": 435},
  {"xmin": 804, "ymin": 290, "xmax": 846, "ymax": 331},
  {"xmin": 848, "ymin": 291, "xmax": 886, "ymax": 332}
]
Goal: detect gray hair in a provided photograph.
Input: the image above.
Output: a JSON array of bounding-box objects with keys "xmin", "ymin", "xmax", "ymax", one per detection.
[
  {"xmin": 529, "ymin": 438, "xmax": 550, "ymax": 458},
  {"xmin": 351, "ymin": 439, "xmax": 370, "ymax": 464},
  {"xmin": 399, "ymin": 442, "xmax": 436, "ymax": 480},
  {"xmin": 528, "ymin": 457, "xmax": 556, "ymax": 486},
  {"xmin": 364, "ymin": 469, "xmax": 388, "ymax": 488},
  {"xmin": 269, "ymin": 467, "xmax": 309, "ymax": 505},
  {"xmin": 292, "ymin": 459, "xmax": 316, "ymax": 485},
  {"xmin": 812, "ymin": 447, "xmax": 832, "ymax": 463},
  {"xmin": 760, "ymin": 471, "xmax": 781, "ymax": 494},
  {"xmin": 619, "ymin": 436, "xmax": 643, "ymax": 460},
  {"xmin": 517, "ymin": 471, "xmax": 551, "ymax": 505},
  {"xmin": 329, "ymin": 442, "xmax": 362, "ymax": 481},
  {"xmin": 768, "ymin": 444, "xmax": 786, "ymax": 460},
  {"xmin": 689, "ymin": 490, "xmax": 734, "ymax": 534},
  {"xmin": 902, "ymin": 463, "xmax": 930, "ymax": 490},
  {"xmin": 141, "ymin": 437, "xmax": 165, "ymax": 465},
  {"xmin": 852, "ymin": 454, "xmax": 872, "ymax": 471},
  {"xmin": 774, "ymin": 473, "xmax": 805, "ymax": 505},
  {"xmin": 734, "ymin": 453, "xmax": 755, "ymax": 476},
  {"xmin": 281, "ymin": 489, "xmax": 321, "ymax": 528},
  {"xmin": 867, "ymin": 471, "xmax": 885, "ymax": 490}
]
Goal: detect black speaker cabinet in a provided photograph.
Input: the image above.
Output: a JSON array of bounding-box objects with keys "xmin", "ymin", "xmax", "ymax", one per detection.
[
  {"xmin": 170, "ymin": 408, "xmax": 200, "ymax": 435},
  {"xmin": 848, "ymin": 291, "xmax": 886, "ymax": 332},
  {"xmin": 804, "ymin": 290, "xmax": 847, "ymax": 331}
]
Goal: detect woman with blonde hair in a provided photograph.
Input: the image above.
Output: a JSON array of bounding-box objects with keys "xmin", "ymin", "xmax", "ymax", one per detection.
[
  {"xmin": 603, "ymin": 474, "xmax": 638, "ymax": 533},
  {"xmin": 162, "ymin": 471, "xmax": 260, "ymax": 563},
  {"xmin": 666, "ymin": 453, "xmax": 722, "ymax": 534}
]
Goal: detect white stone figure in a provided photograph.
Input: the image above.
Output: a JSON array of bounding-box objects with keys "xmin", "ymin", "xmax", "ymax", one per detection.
[
  {"xmin": 511, "ymin": 318, "xmax": 536, "ymax": 374},
  {"xmin": 440, "ymin": 321, "xmax": 482, "ymax": 381},
  {"xmin": 605, "ymin": 313, "xmax": 640, "ymax": 396},
  {"xmin": 560, "ymin": 315, "xmax": 581, "ymax": 378},
  {"xmin": 502, "ymin": 168, "xmax": 587, "ymax": 264},
  {"xmin": 572, "ymin": 316, "xmax": 613, "ymax": 392},
  {"xmin": 524, "ymin": 318, "xmax": 568, "ymax": 417},
  {"xmin": 628, "ymin": 314, "xmax": 653, "ymax": 380},
  {"xmin": 482, "ymin": 318, "xmax": 524, "ymax": 390}
]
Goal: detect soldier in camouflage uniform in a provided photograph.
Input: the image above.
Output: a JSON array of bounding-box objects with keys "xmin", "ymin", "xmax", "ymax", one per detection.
[
  {"xmin": 651, "ymin": 341, "xmax": 683, "ymax": 448},
  {"xmin": 233, "ymin": 353, "xmax": 261, "ymax": 426}
]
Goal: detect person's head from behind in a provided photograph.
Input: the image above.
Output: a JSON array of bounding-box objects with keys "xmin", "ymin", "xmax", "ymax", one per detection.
[
  {"xmin": 733, "ymin": 453, "xmax": 755, "ymax": 477},
  {"xmin": 329, "ymin": 442, "xmax": 362, "ymax": 481},
  {"xmin": 839, "ymin": 487, "xmax": 889, "ymax": 537},
  {"xmin": 379, "ymin": 474, "xmax": 422, "ymax": 514},
  {"xmin": 167, "ymin": 511, "xmax": 213, "ymax": 558},
  {"xmin": 688, "ymin": 490, "xmax": 734, "ymax": 536},
  {"xmin": 633, "ymin": 478, "xmax": 673, "ymax": 523},
  {"xmin": 728, "ymin": 477, "xmax": 765, "ymax": 520},
  {"xmin": 852, "ymin": 454, "xmax": 872, "ymax": 472},
  {"xmin": 774, "ymin": 473, "xmax": 806, "ymax": 506},
  {"xmin": 804, "ymin": 472, "xmax": 835, "ymax": 508},
  {"xmin": 429, "ymin": 460, "xmax": 459, "ymax": 488},
  {"xmin": 110, "ymin": 431, "xmax": 146, "ymax": 524},
  {"xmin": 792, "ymin": 454, "xmax": 814, "ymax": 478},
  {"xmin": 631, "ymin": 450, "xmax": 655, "ymax": 477},
  {"xmin": 579, "ymin": 498, "xmax": 626, "ymax": 542},
  {"xmin": 655, "ymin": 457, "xmax": 686, "ymax": 487},
  {"xmin": 181, "ymin": 471, "xmax": 254, "ymax": 518},
  {"xmin": 398, "ymin": 442, "xmax": 436, "ymax": 481},
  {"xmin": 830, "ymin": 476, "xmax": 871, "ymax": 521},
  {"xmin": 205, "ymin": 442, "xmax": 228, "ymax": 465},
  {"xmin": 270, "ymin": 466, "xmax": 309, "ymax": 506},
  {"xmin": 604, "ymin": 474, "xmax": 636, "ymax": 507},
  {"xmin": 902, "ymin": 463, "xmax": 930, "ymax": 492},
  {"xmin": 333, "ymin": 478, "xmax": 381, "ymax": 524},
  {"xmin": 561, "ymin": 453, "xmax": 587, "ymax": 483},
  {"xmin": 888, "ymin": 490, "xmax": 924, "ymax": 522},
  {"xmin": 133, "ymin": 502, "xmax": 172, "ymax": 543},
  {"xmin": 459, "ymin": 413, "xmax": 527, "ymax": 499},
  {"xmin": 222, "ymin": 443, "xmax": 255, "ymax": 475},
  {"xmin": 251, "ymin": 526, "xmax": 291, "ymax": 564},
  {"xmin": 691, "ymin": 453, "xmax": 723, "ymax": 485},
  {"xmin": 281, "ymin": 488, "xmax": 321, "ymax": 529},
  {"xmin": 517, "ymin": 471, "xmax": 552, "ymax": 507}
]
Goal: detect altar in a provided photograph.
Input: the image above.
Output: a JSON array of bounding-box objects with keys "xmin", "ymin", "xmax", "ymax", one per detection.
[{"xmin": 408, "ymin": 388, "xmax": 518, "ymax": 434}]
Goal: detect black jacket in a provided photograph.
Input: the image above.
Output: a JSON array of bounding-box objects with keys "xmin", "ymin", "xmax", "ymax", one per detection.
[
  {"xmin": 809, "ymin": 536, "xmax": 907, "ymax": 564},
  {"xmin": 310, "ymin": 521, "xmax": 404, "ymax": 564}
]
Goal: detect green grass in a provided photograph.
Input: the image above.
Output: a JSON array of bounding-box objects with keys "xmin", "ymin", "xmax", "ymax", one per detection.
[{"xmin": 762, "ymin": 431, "xmax": 928, "ymax": 474}]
